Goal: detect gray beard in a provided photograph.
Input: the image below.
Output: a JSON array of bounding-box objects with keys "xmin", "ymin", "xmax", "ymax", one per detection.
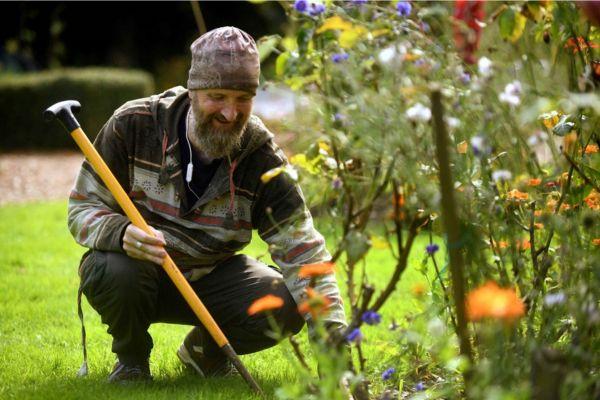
[{"xmin": 187, "ymin": 109, "xmax": 246, "ymax": 160}]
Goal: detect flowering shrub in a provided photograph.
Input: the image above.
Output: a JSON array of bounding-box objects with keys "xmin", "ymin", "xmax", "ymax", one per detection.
[{"xmin": 263, "ymin": 1, "xmax": 599, "ymax": 399}]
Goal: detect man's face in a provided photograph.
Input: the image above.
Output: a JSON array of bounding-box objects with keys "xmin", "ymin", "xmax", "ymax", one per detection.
[{"xmin": 187, "ymin": 88, "xmax": 254, "ymax": 159}]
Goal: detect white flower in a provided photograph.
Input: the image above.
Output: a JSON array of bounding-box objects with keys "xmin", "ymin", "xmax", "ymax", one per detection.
[
  {"xmin": 544, "ymin": 292, "xmax": 566, "ymax": 307},
  {"xmin": 499, "ymin": 80, "xmax": 522, "ymax": 106},
  {"xmin": 527, "ymin": 130, "xmax": 548, "ymax": 146},
  {"xmin": 445, "ymin": 117, "xmax": 460, "ymax": 128},
  {"xmin": 470, "ymin": 136, "xmax": 485, "ymax": 154},
  {"xmin": 492, "ymin": 169, "xmax": 512, "ymax": 182},
  {"xmin": 378, "ymin": 46, "xmax": 397, "ymax": 64},
  {"xmin": 406, "ymin": 102, "xmax": 432, "ymax": 122},
  {"xmin": 478, "ymin": 57, "xmax": 493, "ymax": 77}
]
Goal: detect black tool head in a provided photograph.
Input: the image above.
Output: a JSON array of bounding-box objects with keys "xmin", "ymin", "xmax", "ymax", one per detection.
[{"xmin": 43, "ymin": 100, "xmax": 82, "ymax": 132}]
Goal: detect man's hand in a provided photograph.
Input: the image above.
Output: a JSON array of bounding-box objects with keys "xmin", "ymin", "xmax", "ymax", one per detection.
[{"xmin": 122, "ymin": 224, "xmax": 167, "ymax": 265}]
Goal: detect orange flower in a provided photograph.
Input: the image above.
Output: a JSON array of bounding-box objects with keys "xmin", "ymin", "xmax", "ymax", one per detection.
[
  {"xmin": 534, "ymin": 222, "xmax": 544, "ymax": 230},
  {"xmin": 560, "ymin": 203, "xmax": 571, "ymax": 212},
  {"xmin": 466, "ymin": 281, "xmax": 525, "ymax": 322},
  {"xmin": 457, "ymin": 141, "xmax": 468, "ymax": 154},
  {"xmin": 592, "ymin": 238, "xmax": 600, "ymax": 246},
  {"xmin": 517, "ymin": 239, "xmax": 531, "ymax": 251},
  {"xmin": 247, "ymin": 294, "xmax": 284, "ymax": 316},
  {"xmin": 298, "ymin": 262, "xmax": 335, "ymax": 279},
  {"xmin": 563, "ymin": 132, "xmax": 578, "ymax": 154},
  {"xmin": 528, "ymin": 178, "xmax": 542, "ymax": 187},
  {"xmin": 507, "ymin": 189, "xmax": 529, "ymax": 201},
  {"xmin": 564, "ymin": 36, "xmax": 600, "ymax": 53},
  {"xmin": 584, "ymin": 189, "xmax": 600, "ymax": 210},
  {"xmin": 393, "ymin": 191, "xmax": 405, "ymax": 208},
  {"xmin": 494, "ymin": 240, "xmax": 508, "ymax": 249},
  {"xmin": 297, "ymin": 287, "xmax": 331, "ymax": 319},
  {"xmin": 581, "ymin": 144, "xmax": 599, "ymax": 155},
  {"xmin": 534, "ymin": 210, "xmax": 542, "ymax": 217},
  {"xmin": 411, "ymin": 283, "xmax": 426, "ymax": 297}
]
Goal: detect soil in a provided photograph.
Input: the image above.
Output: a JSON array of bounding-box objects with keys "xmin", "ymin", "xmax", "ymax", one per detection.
[{"xmin": 0, "ymin": 151, "xmax": 84, "ymax": 205}]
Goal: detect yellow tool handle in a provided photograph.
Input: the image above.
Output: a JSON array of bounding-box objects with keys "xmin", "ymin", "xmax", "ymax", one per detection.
[{"xmin": 70, "ymin": 127, "xmax": 228, "ymax": 347}]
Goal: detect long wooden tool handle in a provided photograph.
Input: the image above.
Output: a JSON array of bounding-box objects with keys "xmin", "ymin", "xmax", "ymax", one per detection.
[{"xmin": 69, "ymin": 127, "xmax": 263, "ymax": 395}]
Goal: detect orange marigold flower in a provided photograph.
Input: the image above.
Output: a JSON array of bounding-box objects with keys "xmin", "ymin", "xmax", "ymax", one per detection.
[
  {"xmin": 411, "ymin": 282, "xmax": 426, "ymax": 297},
  {"xmin": 517, "ymin": 239, "xmax": 531, "ymax": 251},
  {"xmin": 507, "ymin": 189, "xmax": 529, "ymax": 201},
  {"xmin": 563, "ymin": 132, "xmax": 578, "ymax": 154},
  {"xmin": 584, "ymin": 189, "xmax": 600, "ymax": 210},
  {"xmin": 564, "ymin": 36, "xmax": 600, "ymax": 54},
  {"xmin": 581, "ymin": 144, "xmax": 599, "ymax": 154},
  {"xmin": 298, "ymin": 262, "xmax": 335, "ymax": 279},
  {"xmin": 534, "ymin": 222, "xmax": 544, "ymax": 230},
  {"xmin": 494, "ymin": 240, "xmax": 508, "ymax": 249},
  {"xmin": 560, "ymin": 203, "xmax": 571, "ymax": 212},
  {"xmin": 534, "ymin": 210, "xmax": 542, "ymax": 217},
  {"xmin": 528, "ymin": 178, "xmax": 542, "ymax": 186},
  {"xmin": 457, "ymin": 140, "xmax": 468, "ymax": 154},
  {"xmin": 466, "ymin": 281, "xmax": 525, "ymax": 322},
  {"xmin": 297, "ymin": 287, "xmax": 331, "ymax": 319},
  {"xmin": 247, "ymin": 294, "xmax": 284, "ymax": 316},
  {"xmin": 592, "ymin": 238, "xmax": 600, "ymax": 246}
]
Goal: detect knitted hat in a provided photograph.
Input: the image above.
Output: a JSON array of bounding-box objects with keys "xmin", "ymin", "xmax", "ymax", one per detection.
[{"xmin": 187, "ymin": 27, "xmax": 260, "ymax": 94}]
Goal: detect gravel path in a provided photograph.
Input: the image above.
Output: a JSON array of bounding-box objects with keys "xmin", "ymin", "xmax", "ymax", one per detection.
[{"xmin": 0, "ymin": 151, "xmax": 84, "ymax": 205}]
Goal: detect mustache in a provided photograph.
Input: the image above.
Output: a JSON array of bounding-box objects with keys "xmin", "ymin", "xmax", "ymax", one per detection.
[{"xmin": 206, "ymin": 112, "xmax": 245, "ymax": 127}]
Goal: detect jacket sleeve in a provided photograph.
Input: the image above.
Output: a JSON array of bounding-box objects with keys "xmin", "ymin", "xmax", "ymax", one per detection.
[
  {"xmin": 67, "ymin": 114, "xmax": 132, "ymax": 251},
  {"xmin": 252, "ymin": 149, "xmax": 347, "ymax": 329}
]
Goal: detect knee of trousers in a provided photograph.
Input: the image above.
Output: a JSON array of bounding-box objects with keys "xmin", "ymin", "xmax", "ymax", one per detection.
[{"xmin": 81, "ymin": 251, "xmax": 159, "ymax": 310}]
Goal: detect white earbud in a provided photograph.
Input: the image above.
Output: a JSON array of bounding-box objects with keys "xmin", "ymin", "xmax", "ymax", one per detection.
[{"xmin": 186, "ymin": 162, "xmax": 193, "ymax": 183}]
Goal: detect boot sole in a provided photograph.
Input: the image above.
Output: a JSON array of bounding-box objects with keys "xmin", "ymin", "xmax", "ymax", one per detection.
[{"xmin": 177, "ymin": 344, "xmax": 206, "ymax": 377}]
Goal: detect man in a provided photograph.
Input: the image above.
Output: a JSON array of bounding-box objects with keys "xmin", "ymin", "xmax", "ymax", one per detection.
[{"xmin": 68, "ymin": 26, "xmax": 346, "ymax": 382}]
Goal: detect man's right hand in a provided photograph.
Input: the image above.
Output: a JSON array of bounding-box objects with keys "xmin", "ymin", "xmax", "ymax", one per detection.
[{"xmin": 122, "ymin": 224, "xmax": 167, "ymax": 265}]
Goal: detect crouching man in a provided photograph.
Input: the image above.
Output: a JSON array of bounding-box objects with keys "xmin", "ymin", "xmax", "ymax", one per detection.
[{"xmin": 68, "ymin": 26, "xmax": 346, "ymax": 383}]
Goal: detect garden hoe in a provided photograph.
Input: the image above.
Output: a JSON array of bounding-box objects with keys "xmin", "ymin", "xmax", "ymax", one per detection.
[{"xmin": 44, "ymin": 100, "xmax": 263, "ymax": 396}]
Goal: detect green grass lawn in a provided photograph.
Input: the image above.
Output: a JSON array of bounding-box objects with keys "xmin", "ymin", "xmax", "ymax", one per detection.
[{"xmin": 0, "ymin": 201, "xmax": 434, "ymax": 399}]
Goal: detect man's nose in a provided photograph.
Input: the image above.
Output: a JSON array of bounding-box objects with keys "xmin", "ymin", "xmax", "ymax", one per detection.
[{"xmin": 220, "ymin": 104, "xmax": 238, "ymax": 122}]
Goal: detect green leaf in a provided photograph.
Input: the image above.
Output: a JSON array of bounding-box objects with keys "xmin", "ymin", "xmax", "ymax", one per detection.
[
  {"xmin": 344, "ymin": 231, "xmax": 371, "ymax": 265},
  {"xmin": 275, "ymin": 51, "xmax": 290, "ymax": 77},
  {"xmin": 499, "ymin": 8, "xmax": 516, "ymax": 40},
  {"xmin": 257, "ymin": 35, "xmax": 281, "ymax": 62}
]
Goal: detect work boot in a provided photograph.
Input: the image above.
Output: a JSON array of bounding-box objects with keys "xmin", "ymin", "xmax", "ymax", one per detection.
[
  {"xmin": 177, "ymin": 326, "xmax": 235, "ymax": 377},
  {"xmin": 108, "ymin": 360, "xmax": 152, "ymax": 383}
]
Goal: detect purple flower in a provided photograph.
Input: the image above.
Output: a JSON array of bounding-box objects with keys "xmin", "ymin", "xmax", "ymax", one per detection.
[
  {"xmin": 332, "ymin": 177, "xmax": 342, "ymax": 190},
  {"xmin": 420, "ymin": 21, "xmax": 430, "ymax": 33},
  {"xmin": 426, "ymin": 243, "xmax": 439, "ymax": 255},
  {"xmin": 381, "ymin": 367, "xmax": 396, "ymax": 381},
  {"xmin": 346, "ymin": 328, "xmax": 363, "ymax": 343},
  {"xmin": 309, "ymin": 2, "xmax": 326, "ymax": 16},
  {"xmin": 459, "ymin": 72, "xmax": 471, "ymax": 84},
  {"xmin": 352, "ymin": 0, "xmax": 368, "ymax": 4},
  {"xmin": 396, "ymin": 1, "xmax": 411, "ymax": 17},
  {"xmin": 331, "ymin": 53, "xmax": 349, "ymax": 63},
  {"xmin": 415, "ymin": 381, "xmax": 425, "ymax": 391},
  {"xmin": 361, "ymin": 310, "xmax": 381, "ymax": 325},
  {"xmin": 294, "ymin": 0, "xmax": 308, "ymax": 12}
]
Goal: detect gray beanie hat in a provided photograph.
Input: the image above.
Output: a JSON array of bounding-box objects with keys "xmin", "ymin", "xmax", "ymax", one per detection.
[{"xmin": 187, "ymin": 26, "xmax": 260, "ymax": 94}]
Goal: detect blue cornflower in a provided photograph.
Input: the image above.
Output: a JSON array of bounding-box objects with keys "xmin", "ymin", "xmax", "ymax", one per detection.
[
  {"xmin": 361, "ymin": 310, "xmax": 381, "ymax": 325},
  {"xmin": 415, "ymin": 381, "xmax": 425, "ymax": 391},
  {"xmin": 352, "ymin": 0, "xmax": 368, "ymax": 5},
  {"xmin": 381, "ymin": 367, "xmax": 396, "ymax": 381},
  {"xmin": 396, "ymin": 1, "xmax": 412, "ymax": 17},
  {"xmin": 426, "ymin": 243, "xmax": 439, "ymax": 255},
  {"xmin": 332, "ymin": 177, "xmax": 342, "ymax": 190},
  {"xmin": 346, "ymin": 328, "xmax": 363, "ymax": 343},
  {"xmin": 294, "ymin": 0, "xmax": 308, "ymax": 12},
  {"xmin": 331, "ymin": 53, "xmax": 349, "ymax": 63},
  {"xmin": 309, "ymin": 2, "xmax": 326, "ymax": 16}
]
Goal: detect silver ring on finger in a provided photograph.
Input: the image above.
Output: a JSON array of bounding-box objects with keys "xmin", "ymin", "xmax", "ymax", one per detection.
[{"xmin": 136, "ymin": 240, "xmax": 143, "ymax": 249}]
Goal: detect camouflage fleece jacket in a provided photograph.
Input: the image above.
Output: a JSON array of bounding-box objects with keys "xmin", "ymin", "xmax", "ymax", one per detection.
[{"xmin": 67, "ymin": 86, "xmax": 346, "ymax": 328}]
